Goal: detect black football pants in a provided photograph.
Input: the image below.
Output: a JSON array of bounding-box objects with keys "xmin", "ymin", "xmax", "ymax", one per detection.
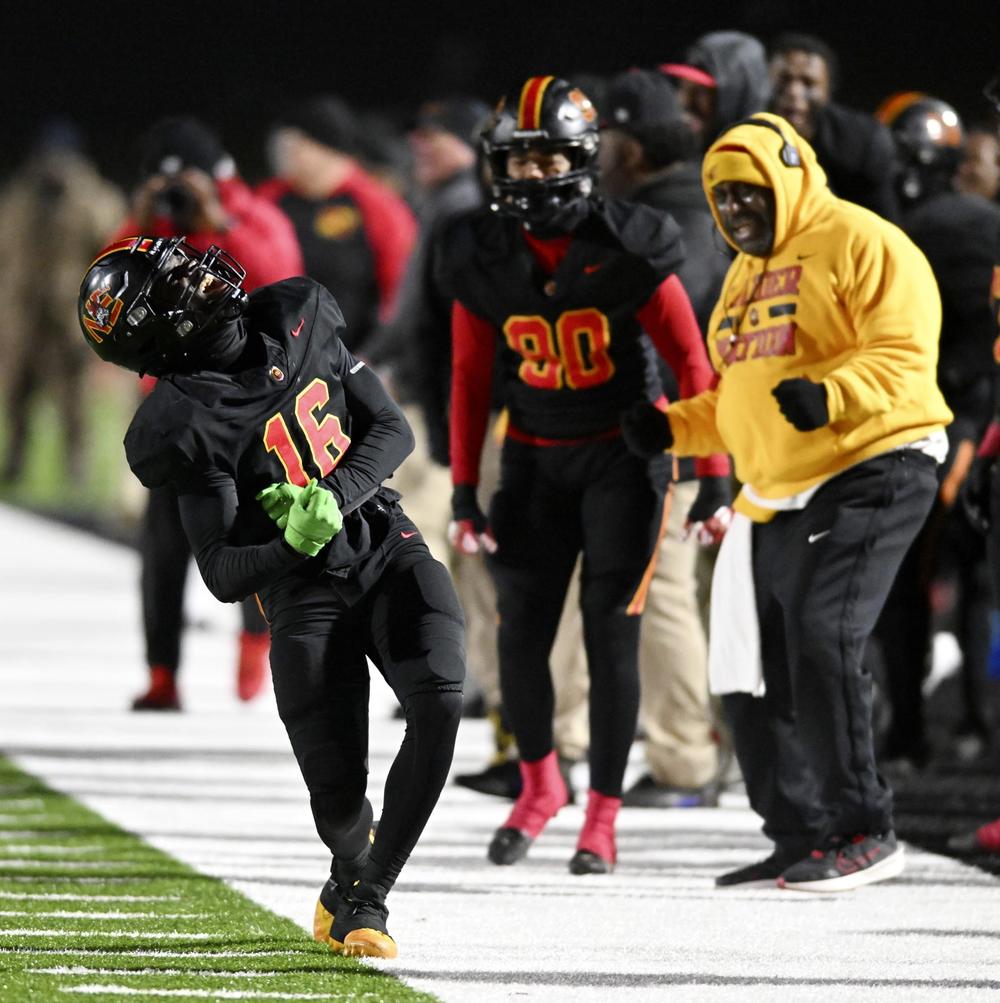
[
  {"xmin": 141, "ymin": 485, "xmax": 267, "ymax": 673},
  {"xmin": 265, "ymin": 539, "xmax": 465, "ymax": 899},
  {"xmin": 722, "ymin": 450, "xmax": 938, "ymax": 855},
  {"xmin": 487, "ymin": 436, "xmax": 668, "ymax": 797}
]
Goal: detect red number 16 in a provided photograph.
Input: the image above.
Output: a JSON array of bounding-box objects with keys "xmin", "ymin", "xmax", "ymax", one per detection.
[{"xmin": 262, "ymin": 378, "xmax": 351, "ymax": 486}]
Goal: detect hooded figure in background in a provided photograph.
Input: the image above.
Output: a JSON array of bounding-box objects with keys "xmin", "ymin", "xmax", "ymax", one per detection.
[
  {"xmin": 662, "ymin": 31, "xmax": 770, "ymax": 151},
  {"xmin": 621, "ymin": 113, "xmax": 951, "ymax": 893}
]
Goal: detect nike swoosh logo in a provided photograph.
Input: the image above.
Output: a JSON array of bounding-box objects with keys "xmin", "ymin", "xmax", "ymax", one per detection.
[
  {"xmin": 290, "ymin": 318, "xmax": 305, "ymax": 337},
  {"xmin": 796, "ymin": 253, "xmax": 816, "ymax": 260},
  {"xmin": 808, "ymin": 530, "xmax": 831, "ymax": 543},
  {"xmin": 400, "ymin": 530, "xmax": 418, "ymax": 539},
  {"xmin": 584, "ymin": 263, "xmax": 603, "ymax": 274}
]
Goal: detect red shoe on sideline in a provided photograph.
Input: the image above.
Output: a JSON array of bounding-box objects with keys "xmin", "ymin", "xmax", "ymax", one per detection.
[
  {"xmin": 131, "ymin": 666, "xmax": 180, "ymax": 712},
  {"xmin": 570, "ymin": 789, "xmax": 621, "ymax": 874},
  {"xmin": 237, "ymin": 631, "xmax": 270, "ymax": 702},
  {"xmin": 947, "ymin": 816, "xmax": 1000, "ymax": 854}
]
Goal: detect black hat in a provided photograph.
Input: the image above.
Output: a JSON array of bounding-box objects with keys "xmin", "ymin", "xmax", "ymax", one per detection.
[
  {"xmin": 413, "ymin": 96, "xmax": 491, "ymax": 148},
  {"xmin": 600, "ymin": 69, "xmax": 683, "ymax": 136},
  {"xmin": 276, "ymin": 96, "xmax": 358, "ymax": 155},
  {"xmin": 138, "ymin": 116, "xmax": 232, "ymax": 180}
]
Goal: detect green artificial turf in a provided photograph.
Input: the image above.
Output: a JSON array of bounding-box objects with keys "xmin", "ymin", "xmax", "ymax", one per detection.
[{"xmin": 0, "ymin": 757, "xmax": 438, "ymax": 1003}]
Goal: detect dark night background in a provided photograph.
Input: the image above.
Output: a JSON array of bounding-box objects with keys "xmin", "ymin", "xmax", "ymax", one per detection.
[{"xmin": 2, "ymin": 0, "xmax": 997, "ymax": 187}]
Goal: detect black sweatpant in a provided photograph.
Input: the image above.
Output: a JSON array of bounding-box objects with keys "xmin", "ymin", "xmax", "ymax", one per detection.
[
  {"xmin": 264, "ymin": 536, "xmax": 465, "ymax": 899},
  {"xmin": 487, "ymin": 435, "xmax": 668, "ymax": 796},
  {"xmin": 722, "ymin": 450, "xmax": 938, "ymax": 855},
  {"xmin": 141, "ymin": 485, "xmax": 267, "ymax": 673}
]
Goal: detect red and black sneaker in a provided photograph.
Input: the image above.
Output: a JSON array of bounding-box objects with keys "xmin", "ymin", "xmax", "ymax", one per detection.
[{"xmin": 778, "ymin": 832, "xmax": 904, "ymax": 892}]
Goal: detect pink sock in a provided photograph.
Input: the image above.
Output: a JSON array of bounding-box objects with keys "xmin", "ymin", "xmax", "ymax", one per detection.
[
  {"xmin": 504, "ymin": 751, "xmax": 569, "ymax": 837},
  {"xmin": 576, "ymin": 789, "xmax": 621, "ymax": 864}
]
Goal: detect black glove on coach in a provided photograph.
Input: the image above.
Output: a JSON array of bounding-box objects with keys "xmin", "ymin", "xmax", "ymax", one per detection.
[
  {"xmin": 771, "ymin": 378, "xmax": 829, "ymax": 431},
  {"xmin": 621, "ymin": 400, "xmax": 674, "ymax": 458}
]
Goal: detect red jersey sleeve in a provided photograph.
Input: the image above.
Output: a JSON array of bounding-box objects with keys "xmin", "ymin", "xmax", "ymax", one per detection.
[
  {"xmin": 637, "ymin": 274, "xmax": 730, "ymax": 478},
  {"xmin": 450, "ymin": 301, "xmax": 497, "ymax": 486}
]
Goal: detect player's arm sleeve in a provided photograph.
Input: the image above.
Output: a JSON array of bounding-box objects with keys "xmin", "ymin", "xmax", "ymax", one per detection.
[
  {"xmin": 637, "ymin": 275, "xmax": 730, "ymax": 475},
  {"xmin": 450, "ymin": 300, "xmax": 496, "ymax": 487},
  {"xmin": 177, "ymin": 469, "xmax": 306, "ymax": 604},
  {"xmin": 323, "ymin": 346, "xmax": 416, "ymax": 513}
]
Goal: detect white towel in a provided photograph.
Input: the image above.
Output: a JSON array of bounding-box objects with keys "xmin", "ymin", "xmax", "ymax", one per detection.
[{"xmin": 708, "ymin": 512, "xmax": 765, "ymax": 696}]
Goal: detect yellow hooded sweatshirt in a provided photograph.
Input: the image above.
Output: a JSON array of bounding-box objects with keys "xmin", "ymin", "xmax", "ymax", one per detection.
[{"xmin": 666, "ymin": 113, "xmax": 952, "ymax": 521}]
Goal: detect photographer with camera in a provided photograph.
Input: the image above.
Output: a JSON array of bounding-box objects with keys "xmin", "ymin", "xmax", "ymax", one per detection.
[{"xmin": 114, "ymin": 116, "xmax": 304, "ymax": 712}]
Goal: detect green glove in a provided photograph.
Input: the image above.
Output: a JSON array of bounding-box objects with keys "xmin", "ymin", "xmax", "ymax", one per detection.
[
  {"xmin": 283, "ymin": 479, "xmax": 343, "ymax": 556},
  {"xmin": 256, "ymin": 482, "xmax": 304, "ymax": 530}
]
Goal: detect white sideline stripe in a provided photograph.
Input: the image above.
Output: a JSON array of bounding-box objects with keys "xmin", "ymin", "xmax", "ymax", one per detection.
[
  {"xmin": 33, "ymin": 968, "xmax": 291, "ymax": 977},
  {"xmin": 0, "ymin": 930, "xmax": 217, "ymax": 939},
  {"xmin": 0, "ymin": 845, "xmax": 105, "ymax": 855},
  {"xmin": 0, "ymin": 893, "xmax": 182, "ymax": 902},
  {"xmin": 0, "ymin": 798, "xmax": 44, "ymax": 808},
  {"xmin": 0, "ymin": 815, "xmax": 48, "ymax": 824},
  {"xmin": 0, "ymin": 949, "xmax": 297, "ymax": 958},
  {"xmin": 0, "ymin": 876, "xmax": 142, "ymax": 884},
  {"xmin": 0, "ymin": 911, "xmax": 210, "ymax": 919},
  {"xmin": 0, "ymin": 860, "xmax": 153, "ymax": 869},
  {"xmin": 63, "ymin": 988, "xmax": 335, "ymax": 999}
]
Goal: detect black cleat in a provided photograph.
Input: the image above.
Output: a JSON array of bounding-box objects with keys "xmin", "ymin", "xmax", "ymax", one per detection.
[
  {"xmin": 715, "ymin": 851, "xmax": 797, "ymax": 887},
  {"xmin": 568, "ymin": 849, "xmax": 612, "ymax": 875},
  {"xmin": 488, "ymin": 826, "xmax": 533, "ymax": 865},
  {"xmin": 621, "ymin": 773, "xmax": 719, "ymax": 808},
  {"xmin": 455, "ymin": 759, "xmax": 522, "ymax": 799},
  {"xmin": 331, "ymin": 891, "xmax": 397, "ymax": 959}
]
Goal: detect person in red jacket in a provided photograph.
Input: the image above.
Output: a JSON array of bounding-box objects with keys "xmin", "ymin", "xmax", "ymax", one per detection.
[
  {"xmin": 257, "ymin": 96, "xmax": 416, "ymax": 355},
  {"xmin": 115, "ymin": 116, "xmax": 304, "ymax": 711}
]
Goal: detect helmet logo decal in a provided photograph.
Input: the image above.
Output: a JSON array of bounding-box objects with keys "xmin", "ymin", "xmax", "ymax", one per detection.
[
  {"xmin": 567, "ymin": 89, "xmax": 596, "ymax": 123},
  {"xmin": 81, "ymin": 287, "xmax": 123, "ymax": 344},
  {"xmin": 518, "ymin": 76, "xmax": 556, "ymax": 130}
]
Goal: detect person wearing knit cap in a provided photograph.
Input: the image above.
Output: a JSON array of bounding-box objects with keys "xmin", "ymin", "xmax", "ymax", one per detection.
[
  {"xmin": 257, "ymin": 95, "xmax": 416, "ymax": 357},
  {"xmin": 621, "ymin": 113, "xmax": 951, "ymax": 892}
]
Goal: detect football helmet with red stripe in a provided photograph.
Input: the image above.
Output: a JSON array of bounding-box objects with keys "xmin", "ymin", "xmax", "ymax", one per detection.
[
  {"xmin": 481, "ymin": 76, "xmax": 599, "ymax": 231},
  {"xmin": 78, "ymin": 236, "xmax": 248, "ymax": 375}
]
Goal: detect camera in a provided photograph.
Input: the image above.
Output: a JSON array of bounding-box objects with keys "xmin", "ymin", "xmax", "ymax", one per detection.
[{"xmin": 153, "ymin": 180, "xmax": 199, "ymax": 228}]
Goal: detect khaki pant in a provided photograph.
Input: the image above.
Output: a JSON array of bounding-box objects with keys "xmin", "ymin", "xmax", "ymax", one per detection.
[{"xmin": 637, "ymin": 479, "xmax": 719, "ymax": 788}]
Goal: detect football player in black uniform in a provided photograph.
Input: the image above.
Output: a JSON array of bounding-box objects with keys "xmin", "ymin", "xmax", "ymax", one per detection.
[
  {"xmin": 442, "ymin": 77, "xmax": 729, "ymax": 874},
  {"xmin": 78, "ymin": 236, "xmax": 466, "ymax": 959}
]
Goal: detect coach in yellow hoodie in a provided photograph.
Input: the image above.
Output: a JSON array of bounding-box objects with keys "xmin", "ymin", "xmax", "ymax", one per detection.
[{"xmin": 622, "ymin": 113, "xmax": 950, "ymax": 894}]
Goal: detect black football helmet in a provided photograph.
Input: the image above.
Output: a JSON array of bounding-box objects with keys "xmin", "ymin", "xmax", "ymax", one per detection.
[
  {"xmin": 481, "ymin": 76, "xmax": 599, "ymax": 230},
  {"xmin": 78, "ymin": 236, "xmax": 249, "ymax": 375},
  {"xmin": 876, "ymin": 92, "xmax": 965, "ymax": 202}
]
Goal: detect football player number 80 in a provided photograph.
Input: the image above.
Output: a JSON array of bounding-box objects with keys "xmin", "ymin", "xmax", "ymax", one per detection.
[
  {"xmin": 503, "ymin": 308, "xmax": 615, "ymax": 390},
  {"xmin": 262, "ymin": 378, "xmax": 351, "ymax": 487}
]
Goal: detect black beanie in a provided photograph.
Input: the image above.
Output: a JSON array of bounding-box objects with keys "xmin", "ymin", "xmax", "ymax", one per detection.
[
  {"xmin": 138, "ymin": 116, "xmax": 231, "ymax": 180},
  {"xmin": 277, "ymin": 96, "xmax": 359, "ymax": 156}
]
